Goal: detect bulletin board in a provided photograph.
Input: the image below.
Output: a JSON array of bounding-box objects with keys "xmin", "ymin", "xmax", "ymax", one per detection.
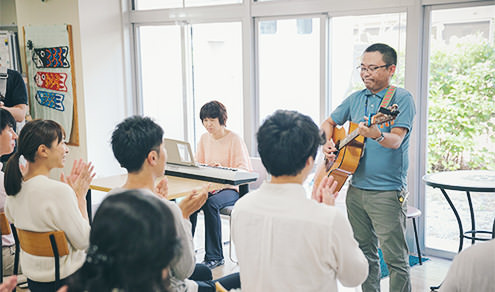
[
  {"xmin": 0, "ymin": 31, "xmax": 12, "ymax": 68},
  {"xmin": 23, "ymin": 24, "xmax": 79, "ymax": 146}
]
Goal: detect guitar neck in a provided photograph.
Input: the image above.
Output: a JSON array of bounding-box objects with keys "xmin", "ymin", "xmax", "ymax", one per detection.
[
  {"xmin": 335, "ymin": 109, "xmax": 397, "ymax": 150},
  {"xmin": 338, "ymin": 128, "xmax": 360, "ymax": 150}
]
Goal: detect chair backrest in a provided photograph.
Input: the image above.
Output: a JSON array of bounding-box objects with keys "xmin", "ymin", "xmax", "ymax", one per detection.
[
  {"xmin": 15, "ymin": 228, "xmax": 69, "ymax": 284},
  {"xmin": 0, "ymin": 212, "xmax": 12, "ymax": 281},
  {"xmin": 0, "ymin": 212, "xmax": 11, "ymax": 235},
  {"xmin": 17, "ymin": 229, "xmax": 69, "ymax": 257},
  {"xmin": 406, "ymin": 206, "xmax": 422, "ymax": 219},
  {"xmin": 215, "ymin": 282, "xmax": 228, "ymax": 292},
  {"xmin": 249, "ymin": 157, "xmax": 269, "ymax": 191}
]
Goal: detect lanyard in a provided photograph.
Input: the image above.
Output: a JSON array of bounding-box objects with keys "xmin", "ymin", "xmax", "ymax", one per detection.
[{"xmin": 364, "ymin": 95, "xmax": 380, "ymax": 117}]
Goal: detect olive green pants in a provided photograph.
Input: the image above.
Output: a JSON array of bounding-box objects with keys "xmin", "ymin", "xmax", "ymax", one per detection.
[{"xmin": 346, "ymin": 185, "xmax": 411, "ymax": 292}]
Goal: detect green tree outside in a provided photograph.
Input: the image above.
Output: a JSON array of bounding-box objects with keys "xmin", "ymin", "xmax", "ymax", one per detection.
[{"xmin": 427, "ymin": 34, "xmax": 495, "ymax": 172}]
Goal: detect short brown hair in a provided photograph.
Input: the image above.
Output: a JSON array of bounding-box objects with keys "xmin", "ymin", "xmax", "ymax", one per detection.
[{"xmin": 199, "ymin": 100, "xmax": 228, "ymax": 126}]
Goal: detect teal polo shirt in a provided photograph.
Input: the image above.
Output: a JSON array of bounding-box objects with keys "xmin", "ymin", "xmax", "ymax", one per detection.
[{"xmin": 330, "ymin": 87, "xmax": 416, "ymax": 191}]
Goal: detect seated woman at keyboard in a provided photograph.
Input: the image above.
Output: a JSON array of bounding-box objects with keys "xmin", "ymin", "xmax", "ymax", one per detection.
[{"xmin": 191, "ymin": 100, "xmax": 252, "ymax": 269}]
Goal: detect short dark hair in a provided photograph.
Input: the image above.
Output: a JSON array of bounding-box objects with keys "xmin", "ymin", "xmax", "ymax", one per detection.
[
  {"xmin": 66, "ymin": 190, "xmax": 180, "ymax": 292},
  {"xmin": 199, "ymin": 101, "xmax": 228, "ymax": 126},
  {"xmin": 364, "ymin": 43, "xmax": 397, "ymax": 66},
  {"xmin": 0, "ymin": 108, "xmax": 15, "ymax": 132},
  {"xmin": 111, "ymin": 116, "xmax": 163, "ymax": 173},
  {"xmin": 257, "ymin": 110, "xmax": 323, "ymax": 177}
]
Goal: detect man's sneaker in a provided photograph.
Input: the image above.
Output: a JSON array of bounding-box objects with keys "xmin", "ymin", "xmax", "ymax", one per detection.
[{"xmin": 202, "ymin": 259, "xmax": 225, "ymax": 269}]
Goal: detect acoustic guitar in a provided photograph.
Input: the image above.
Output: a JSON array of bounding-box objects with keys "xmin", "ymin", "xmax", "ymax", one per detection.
[{"xmin": 314, "ymin": 104, "xmax": 400, "ymax": 192}]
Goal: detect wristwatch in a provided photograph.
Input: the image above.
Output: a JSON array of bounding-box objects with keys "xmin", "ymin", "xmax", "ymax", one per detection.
[{"xmin": 374, "ymin": 132, "xmax": 385, "ymax": 143}]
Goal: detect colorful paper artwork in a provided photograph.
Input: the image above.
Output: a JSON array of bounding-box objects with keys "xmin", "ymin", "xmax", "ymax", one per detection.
[
  {"xmin": 32, "ymin": 46, "xmax": 70, "ymax": 68},
  {"xmin": 35, "ymin": 90, "xmax": 65, "ymax": 111},
  {"xmin": 34, "ymin": 71, "xmax": 68, "ymax": 92},
  {"xmin": 24, "ymin": 24, "xmax": 79, "ymax": 145}
]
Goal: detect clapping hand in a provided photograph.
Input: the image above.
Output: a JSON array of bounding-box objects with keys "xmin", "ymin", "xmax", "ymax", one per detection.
[
  {"xmin": 313, "ymin": 175, "xmax": 339, "ymax": 206},
  {"xmin": 60, "ymin": 159, "xmax": 96, "ymax": 199},
  {"xmin": 19, "ymin": 162, "xmax": 28, "ymax": 176},
  {"xmin": 0, "ymin": 276, "xmax": 17, "ymax": 292},
  {"xmin": 178, "ymin": 184, "xmax": 209, "ymax": 219},
  {"xmin": 155, "ymin": 176, "xmax": 169, "ymax": 199}
]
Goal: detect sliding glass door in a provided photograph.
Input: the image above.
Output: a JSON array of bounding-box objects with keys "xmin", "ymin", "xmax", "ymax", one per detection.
[{"xmin": 424, "ymin": 4, "xmax": 495, "ymax": 254}]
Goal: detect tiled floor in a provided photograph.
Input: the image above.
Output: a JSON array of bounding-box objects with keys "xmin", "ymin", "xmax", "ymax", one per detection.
[
  {"xmin": 11, "ymin": 213, "xmax": 452, "ymax": 291},
  {"xmin": 8, "ymin": 255, "xmax": 452, "ymax": 292},
  {"xmin": 195, "ymin": 213, "xmax": 452, "ymax": 292}
]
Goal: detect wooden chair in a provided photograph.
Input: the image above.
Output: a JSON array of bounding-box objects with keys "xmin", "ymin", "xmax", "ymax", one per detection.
[
  {"xmin": 406, "ymin": 206, "xmax": 422, "ymax": 265},
  {"xmin": 12, "ymin": 227, "xmax": 69, "ymax": 287},
  {"xmin": 0, "ymin": 212, "xmax": 12, "ymax": 282},
  {"xmin": 215, "ymin": 282, "xmax": 228, "ymax": 292}
]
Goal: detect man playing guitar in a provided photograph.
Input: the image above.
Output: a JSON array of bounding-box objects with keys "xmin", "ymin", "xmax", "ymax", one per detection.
[{"xmin": 316, "ymin": 43, "xmax": 416, "ymax": 292}]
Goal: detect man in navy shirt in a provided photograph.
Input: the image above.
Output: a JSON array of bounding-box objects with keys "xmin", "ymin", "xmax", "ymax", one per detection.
[
  {"xmin": 318, "ymin": 43, "xmax": 416, "ymax": 292},
  {"xmin": 0, "ymin": 68, "xmax": 28, "ymax": 164},
  {"xmin": 0, "ymin": 68, "xmax": 27, "ymax": 124}
]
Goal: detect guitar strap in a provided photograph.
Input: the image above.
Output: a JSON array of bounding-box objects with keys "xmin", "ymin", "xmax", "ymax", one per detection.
[
  {"xmin": 367, "ymin": 86, "xmax": 396, "ymax": 127},
  {"xmin": 379, "ymin": 85, "xmax": 396, "ymax": 108}
]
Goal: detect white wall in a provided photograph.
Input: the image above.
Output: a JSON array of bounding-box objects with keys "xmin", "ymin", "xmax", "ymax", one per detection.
[
  {"xmin": 0, "ymin": 0, "xmax": 17, "ymax": 26},
  {"xmin": 78, "ymin": 0, "xmax": 128, "ymax": 177},
  {"xmin": 14, "ymin": 0, "xmax": 127, "ymax": 178},
  {"xmin": 16, "ymin": 0, "xmax": 88, "ymax": 178}
]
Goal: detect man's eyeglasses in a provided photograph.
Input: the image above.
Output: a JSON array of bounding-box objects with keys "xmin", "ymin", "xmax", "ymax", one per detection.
[{"xmin": 356, "ymin": 64, "xmax": 390, "ymax": 73}]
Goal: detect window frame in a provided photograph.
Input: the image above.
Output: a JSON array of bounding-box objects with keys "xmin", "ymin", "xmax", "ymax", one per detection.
[
  {"xmin": 419, "ymin": 0, "xmax": 495, "ymax": 259},
  {"xmin": 124, "ymin": 0, "xmax": 489, "ymax": 259},
  {"xmin": 253, "ymin": 14, "xmax": 328, "ymax": 128}
]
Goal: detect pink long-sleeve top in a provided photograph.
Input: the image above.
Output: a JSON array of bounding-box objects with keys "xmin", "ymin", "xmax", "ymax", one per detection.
[{"xmin": 196, "ymin": 130, "xmax": 252, "ymax": 172}]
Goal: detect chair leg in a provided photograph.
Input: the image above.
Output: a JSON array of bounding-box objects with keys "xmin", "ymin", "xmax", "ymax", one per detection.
[
  {"xmin": 492, "ymin": 217, "xmax": 494, "ymax": 239},
  {"xmin": 229, "ymin": 215, "xmax": 237, "ymax": 264},
  {"xmin": 412, "ymin": 218, "xmax": 422, "ymax": 265},
  {"xmin": 49, "ymin": 235, "xmax": 61, "ymax": 287},
  {"xmin": 11, "ymin": 225, "xmax": 18, "ymax": 292},
  {"xmin": 1, "ymin": 242, "xmax": 3, "ymax": 283}
]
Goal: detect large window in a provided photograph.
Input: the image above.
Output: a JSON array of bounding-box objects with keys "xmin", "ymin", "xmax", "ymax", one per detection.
[
  {"xmin": 137, "ymin": 22, "xmax": 243, "ymax": 145},
  {"xmin": 425, "ymin": 4, "xmax": 495, "ymax": 253},
  {"xmin": 134, "ymin": 0, "xmax": 242, "ymax": 10},
  {"xmin": 257, "ymin": 17, "xmax": 322, "ymax": 125},
  {"xmin": 130, "ymin": 0, "xmax": 495, "ymax": 262},
  {"xmin": 190, "ymin": 22, "xmax": 244, "ymax": 142},
  {"xmin": 138, "ymin": 25, "xmax": 185, "ymax": 140},
  {"xmin": 330, "ymin": 13, "xmax": 407, "ymax": 111}
]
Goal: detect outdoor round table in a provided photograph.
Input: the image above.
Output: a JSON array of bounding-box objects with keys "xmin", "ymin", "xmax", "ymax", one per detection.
[{"xmin": 423, "ymin": 170, "xmax": 495, "ymax": 253}]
